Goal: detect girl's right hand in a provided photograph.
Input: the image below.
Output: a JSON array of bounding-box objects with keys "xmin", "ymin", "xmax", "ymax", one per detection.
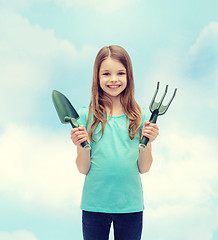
[{"xmin": 70, "ymin": 125, "xmax": 90, "ymax": 147}]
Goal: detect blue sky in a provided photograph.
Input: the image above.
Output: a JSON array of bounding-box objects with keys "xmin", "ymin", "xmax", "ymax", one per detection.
[{"xmin": 0, "ymin": 0, "xmax": 217, "ymax": 239}]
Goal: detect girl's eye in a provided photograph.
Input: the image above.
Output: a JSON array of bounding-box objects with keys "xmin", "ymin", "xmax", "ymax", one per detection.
[
  {"xmin": 118, "ymin": 72, "xmax": 125, "ymax": 75},
  {"xmin": 103, "ymin": 73, "xmax": 110, "ymax": 76}
]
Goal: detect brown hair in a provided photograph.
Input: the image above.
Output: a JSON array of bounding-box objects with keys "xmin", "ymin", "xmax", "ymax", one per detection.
[{"xmin": 86, "ymin": 45, "xmax": 141, "ymax": 142}]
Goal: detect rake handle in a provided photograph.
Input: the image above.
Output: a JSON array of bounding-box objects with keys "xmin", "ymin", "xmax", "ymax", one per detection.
[
  {"xmin": 138, "ymin": 111, "xmax": 158, "ymax": 151},
  {"xmin": 67, "ymin": 117, "xmax": 91, "ymax": 151}
]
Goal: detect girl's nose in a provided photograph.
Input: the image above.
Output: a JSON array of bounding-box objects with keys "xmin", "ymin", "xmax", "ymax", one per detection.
[{"xmin": 110, "ymin": 74, "xmax": 117, "ymax": 82}]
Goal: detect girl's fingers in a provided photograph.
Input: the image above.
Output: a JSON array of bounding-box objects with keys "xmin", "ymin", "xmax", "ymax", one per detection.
[
  {"xmin": 78, "ymin": 137, "xmax": 89, "ymax": 143},
  {"xmin": 143, "ymin": 124, "xmax": 159, "ymax": 134},
  {"xmin": 71, "ymin": 128, "xmax": 88, "ymax": 138},
  {"xmin": 71, "ymin": 125, "xmax": 90, "ymax": 147},
  {"xmin": 144, "ymin": 120, "xmax": 150, "ymax": 127},
  {"xmin": 74, "ymin": 137, "xmax": 87, "ymax": 145},
  {"xmin": 71, "ymin": 133, "xmax": 88, "ymax": 141},
  {"xmin": 144, "ymin": 124, "xmax": 159, "ymax": 130},
  {"xmin": 143, "ymin": 129, "xmax": 158, "ymax": 137},
  {"xmin": 143, "ymin": 128, "xmax": 158, "ymax": 135},
  {"xmin": 142, "ymin": 133, "xmax": 155, "ymax": 143},
  {"xmin": 75, "ymin": 140, "xmax": 81, "ymax": 147},
  {"xmin": 71, "ymin": 130, "xmax": 88, "ymax": 146},
  {"xmin": 142, "ymin": 123, "xmax": 159, "ymax": 142},
  {"xmin": 74, "ymin": 132, "xmax": 87, "ymax": 138}
]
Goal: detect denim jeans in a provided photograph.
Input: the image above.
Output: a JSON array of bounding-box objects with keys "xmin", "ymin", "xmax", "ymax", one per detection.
[{"xmin": 82, "ymin": 210, "xmax": 143, "ymax": 240}]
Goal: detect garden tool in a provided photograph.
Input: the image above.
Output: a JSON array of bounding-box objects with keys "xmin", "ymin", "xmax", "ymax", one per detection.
[
  {"xmin": 138, "ymin": 82, "xmax": 177, "ymax": 151},
  {"xmin": 52, "ymin": 90, "xmax": 91, "ymax": 151}
]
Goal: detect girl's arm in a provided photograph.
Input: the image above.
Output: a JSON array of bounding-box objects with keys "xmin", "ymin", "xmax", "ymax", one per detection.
[
  {"xmin": 76, "ymin": 146, "xmax": 91, "ymax": 175},
  {"xmin": 137, "ymin": 143, "xmax": 153, "ymax": 174},
  {"xmin": 138, "ymin": 120, "xmax": 159, "ymax": 174},
  {"xmin": 71, "ymin": 125, "xmax": 91, "ymax": 175}
]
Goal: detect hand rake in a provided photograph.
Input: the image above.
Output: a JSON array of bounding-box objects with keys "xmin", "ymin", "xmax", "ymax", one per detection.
[{"xmin": 138, "ymin": 82, "xmax": 177, "ymax": 151}]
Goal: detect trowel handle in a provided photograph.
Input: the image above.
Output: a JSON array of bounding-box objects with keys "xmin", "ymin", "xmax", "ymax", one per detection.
[
  {"xmin": 66, "ymin": 117, "xmax": 91, "ymax": 151},
  {"xmin": 80, "ymin": 140, "xmax": 91, "ymax": 150},
  {"xmin": 138, "ymin": 112, "xmax": 158, "ymax": 151}
]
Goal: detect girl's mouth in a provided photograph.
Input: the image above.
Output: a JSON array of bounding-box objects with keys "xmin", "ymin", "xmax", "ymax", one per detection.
[{"xmin": 107, "ymin": 85, "xmax": 121, "ymax": 89}]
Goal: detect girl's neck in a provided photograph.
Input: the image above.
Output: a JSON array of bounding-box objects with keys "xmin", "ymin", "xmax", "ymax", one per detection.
[{"xmin": 105, "ymin": 96, "xmax": 124, "ymax": 116}]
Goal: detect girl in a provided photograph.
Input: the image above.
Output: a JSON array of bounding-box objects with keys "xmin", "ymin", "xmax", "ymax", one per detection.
[{"xmin": 71, "ymin": 45, "xmax": 159, "ymax": 240}]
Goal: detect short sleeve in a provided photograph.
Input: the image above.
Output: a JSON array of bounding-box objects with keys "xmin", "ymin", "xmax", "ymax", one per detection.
[
  {"xmin": 141, "ymin": 107, "xmax": 151, "ymax": 129},
  {"xmin": 77, "ymin": 106, "xmax": 89, "ymax": 129}
]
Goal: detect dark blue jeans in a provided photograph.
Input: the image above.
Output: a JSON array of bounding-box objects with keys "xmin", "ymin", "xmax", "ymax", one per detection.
[{"xmin": 82, "ymin": 210, "xmax": 143, "ymax": 240}]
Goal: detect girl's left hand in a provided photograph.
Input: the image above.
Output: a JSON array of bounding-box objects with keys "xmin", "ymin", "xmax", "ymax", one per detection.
[{"xmin": 141, "ymin": 120, "xmax": 159, "ymax": 143}]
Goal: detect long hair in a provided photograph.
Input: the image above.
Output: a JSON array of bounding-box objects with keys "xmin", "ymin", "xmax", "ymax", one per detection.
[{"xmin": 86, "ymin": 45, "xmax": 142, "ymax": 142}]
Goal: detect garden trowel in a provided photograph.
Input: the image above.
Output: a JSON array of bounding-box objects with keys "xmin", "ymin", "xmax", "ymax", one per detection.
[{"xmin": 52, "ymin": 90, "xmax": 91, "ymax": 151}]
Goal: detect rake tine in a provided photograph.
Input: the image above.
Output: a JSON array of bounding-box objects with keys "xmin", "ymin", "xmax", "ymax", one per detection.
[
  {"xmin": 159, "ymin": 88, "xmax": 177, "ymax": 115},
  {"xmin": 139, "ymin": 82, "xmax": 177, "ymax": 151},
  {"xmin": 157, "ymin": 84, "xmax": 168, "ymax": 110},
  {"xmin": 149, "ymin": 82, "xmax": 160, "ymax": 112}
]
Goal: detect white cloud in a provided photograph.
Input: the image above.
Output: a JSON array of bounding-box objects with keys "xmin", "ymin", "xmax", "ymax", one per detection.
[
  {"xmin": 144, "ymin": 132, "xmax": 218, "ymax": 204},
  {"xmin": 145, "ymin": 133, "xmax": 217, "ymax": 204},
  {"xmin": 143, "ymin": 21, "xmax": 218, "ymax": 83},
  {"xmin": 0, "ymin": 9, "xmax": 98, "ymax": 127},
  {"xmin": 140, "ymin": 131, "xmax": 218, "ymax": 240},
  {"xmin": 185, "ymin": 21, "xmax": 218, "ymax": 80},
  {"xmin": 0, "ymin": 230, "xmax": 37, "ymax": 240},
  {"xmin": 143, "ymin": 204, "xmax": 217, "ymax": 240},
  {"xmin": 0, "ymin": 124, "xmax": 85, "ymax": 210},
  {"xmin": 189, "ymin": 21, "xmax": 218, "ymax": 56}
]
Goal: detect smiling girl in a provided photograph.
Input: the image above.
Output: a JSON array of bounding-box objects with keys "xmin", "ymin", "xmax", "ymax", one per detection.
[{"xmin": 70, "ymin": 45, "xmax": 159, "ymax": 240}]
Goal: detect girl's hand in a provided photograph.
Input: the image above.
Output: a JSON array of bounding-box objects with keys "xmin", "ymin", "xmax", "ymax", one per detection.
[
  {"xmin": 141, "ymin": 120, "xmax": 159, "ymax": 143},
  {"xmin": 71, "ymin": 125, "xmax": 90, "ymax": 147}
]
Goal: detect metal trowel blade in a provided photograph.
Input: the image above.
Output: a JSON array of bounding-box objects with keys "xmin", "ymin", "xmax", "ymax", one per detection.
[{"xmin": 52, "ymin": 90, "xmax": 79, "ymax": 124}]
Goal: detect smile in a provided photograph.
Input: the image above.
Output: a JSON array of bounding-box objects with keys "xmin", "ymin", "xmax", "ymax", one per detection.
[{"xmin": 107, "ymin": 85, "xmax": 121, "ymax": 89}]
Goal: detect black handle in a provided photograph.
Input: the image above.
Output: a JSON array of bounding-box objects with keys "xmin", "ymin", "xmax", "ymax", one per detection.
[{"xmin": 138, "ymin": 110, "xmax": 158, "ymax": 151}]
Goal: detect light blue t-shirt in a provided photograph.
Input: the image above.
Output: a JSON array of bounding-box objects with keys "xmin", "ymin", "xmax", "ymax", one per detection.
[{"xmin": 77, "ymin": 106, "xmax": 150, "ymax": 213}]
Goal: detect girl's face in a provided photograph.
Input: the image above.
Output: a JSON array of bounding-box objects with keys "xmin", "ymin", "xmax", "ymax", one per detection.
[{"xmin": 99, "ymin": 57, "xmax": 127, "ymax": 100}]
